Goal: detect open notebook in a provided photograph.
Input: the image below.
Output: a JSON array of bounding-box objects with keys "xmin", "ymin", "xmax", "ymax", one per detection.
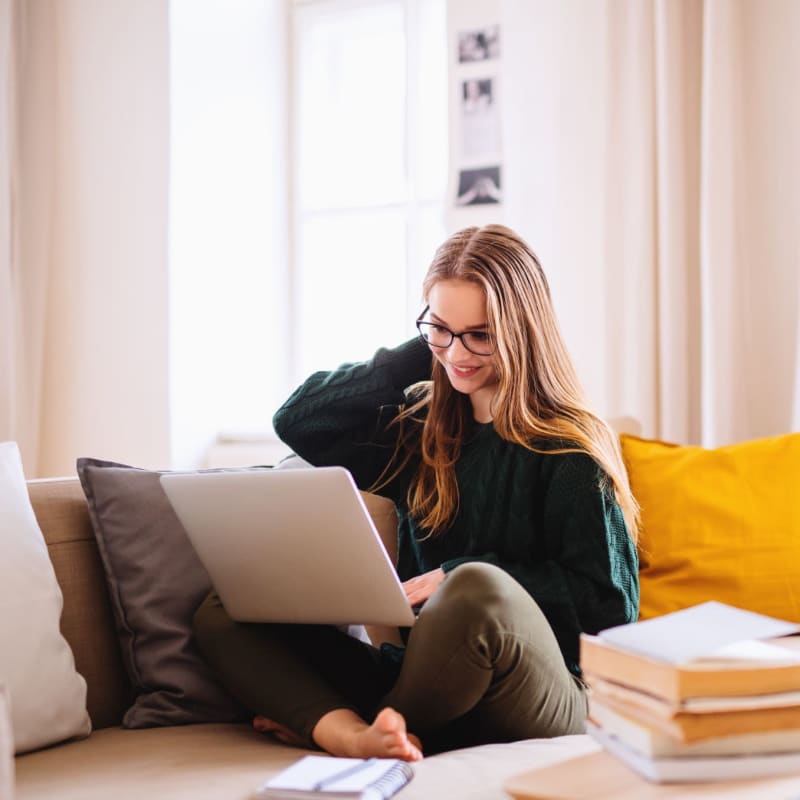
[{"xmin": 256, "ymin": 755, "xmax": 414, "ymax": 799}]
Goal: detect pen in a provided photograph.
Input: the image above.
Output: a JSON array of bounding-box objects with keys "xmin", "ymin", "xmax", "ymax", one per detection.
[{"xmin": 314, "ymin": 758, "xmax": 378, "ymax": 790}]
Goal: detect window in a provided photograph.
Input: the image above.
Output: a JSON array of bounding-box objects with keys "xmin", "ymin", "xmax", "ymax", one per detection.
[
  {"xmin": 169, "ymin": 0, "xmax": 447, "ymax": 468},
  {"xmin": 291, "ymin": 0, "xmax": 448, "ymax": 381}
]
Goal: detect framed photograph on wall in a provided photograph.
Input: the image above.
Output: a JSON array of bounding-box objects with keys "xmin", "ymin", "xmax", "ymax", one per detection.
[
  {"xmin": 460, "ymin": 77, "xmax": 500, "ymax": 157},
  {"xmin": 456, "ymin": 165, "xmax": 502, "ymax": 206},
  {"xmin": 457, "ymin": 24, "xmax": 500, "ymax": 63}
]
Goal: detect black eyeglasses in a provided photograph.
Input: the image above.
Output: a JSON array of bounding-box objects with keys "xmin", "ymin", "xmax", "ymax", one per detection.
[{"xmin": 416, "ymin": 307, "xmax": 495, "ymax": 356}]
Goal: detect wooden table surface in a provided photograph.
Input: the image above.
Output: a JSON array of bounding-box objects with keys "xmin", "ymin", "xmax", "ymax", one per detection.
[{"xmin": 505, "ymin": 750, "xmax": 800, "ymax": 800}]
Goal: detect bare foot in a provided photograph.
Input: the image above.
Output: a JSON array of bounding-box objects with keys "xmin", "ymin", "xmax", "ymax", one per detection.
[
  {"xmin": 312, "ymin": 707, "xmax": 423, "ymax": 762},
  {"xmin": 252, "ymin": 716, "xmax": 308, "ymax": 747}
]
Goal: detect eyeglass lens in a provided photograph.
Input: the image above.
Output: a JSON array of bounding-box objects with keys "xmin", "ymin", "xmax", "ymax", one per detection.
[{"xmin": 417, "ymin": 322, "xmax": 493, "ymax": 355}]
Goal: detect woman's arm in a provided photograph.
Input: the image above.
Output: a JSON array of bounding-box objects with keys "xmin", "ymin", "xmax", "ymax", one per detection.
[{"xmin": 273, "ymin": 338, "xmax": 431, "ymax": 494}]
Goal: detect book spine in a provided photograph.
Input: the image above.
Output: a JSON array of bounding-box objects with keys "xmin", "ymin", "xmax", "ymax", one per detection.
[
  {"xmin": 594, "ymin": 689, "xmax": 800, "ymax": 743},
  {"xmin": 581, "ymin": 634, "xmax": 800, "ymax": 701},
  {"xmin": 579, "ymin": 636, "xmax": 680, "ymax": 703}
]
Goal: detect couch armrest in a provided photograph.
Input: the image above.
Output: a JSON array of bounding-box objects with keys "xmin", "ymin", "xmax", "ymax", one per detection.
[{"xmin": 28, "ymin": 478, "xmax": 134, "ymax": 729}]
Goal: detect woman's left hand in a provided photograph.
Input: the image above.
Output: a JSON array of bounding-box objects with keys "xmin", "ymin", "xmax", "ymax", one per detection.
[{"xmin": 402, "ymin": 568, "xmax": 446, "ymax": 607}]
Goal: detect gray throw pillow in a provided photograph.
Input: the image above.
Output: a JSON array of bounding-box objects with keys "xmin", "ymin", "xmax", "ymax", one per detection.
[{"xmin": 76, "ymin": 458, "xmax": 252, "ymax": 728}]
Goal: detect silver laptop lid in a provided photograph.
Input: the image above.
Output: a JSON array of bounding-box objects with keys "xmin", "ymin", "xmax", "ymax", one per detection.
[{"xmin": 160, "ymin": 467, "xmax": 415, "ymax": 627}]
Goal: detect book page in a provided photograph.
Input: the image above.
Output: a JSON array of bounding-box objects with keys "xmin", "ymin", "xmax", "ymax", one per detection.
[
  {"xmin": 683, "ymin": 689, "xmax": 800, "ymax": 712},
  {"xmin": 598, "ymin": 602, "xmax": 800, "ymax": 664},
  {"xmin": 698, "ymin": 638, "xmax": 800, "ymax": 664}
]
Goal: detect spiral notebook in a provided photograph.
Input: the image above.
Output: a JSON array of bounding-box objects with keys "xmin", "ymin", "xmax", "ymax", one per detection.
[{"xmin": 257, "ymin": 755, "xmax": 414, "ymax": 799}]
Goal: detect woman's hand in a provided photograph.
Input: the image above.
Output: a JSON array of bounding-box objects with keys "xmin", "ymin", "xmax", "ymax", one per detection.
[{"xmin": 402, "ymin": 568, "xmax": 446, "ymax": 607}]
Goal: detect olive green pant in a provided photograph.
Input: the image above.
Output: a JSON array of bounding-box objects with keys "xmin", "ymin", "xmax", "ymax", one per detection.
[{"xmin": 193, "ymin": 562, "xmax": 588, "ymax": 752}]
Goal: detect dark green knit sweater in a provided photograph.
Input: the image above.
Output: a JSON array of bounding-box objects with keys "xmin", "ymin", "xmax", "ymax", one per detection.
[{"xmin": 273, "ymin": 338, "xmax": 639, "ymax": 674}]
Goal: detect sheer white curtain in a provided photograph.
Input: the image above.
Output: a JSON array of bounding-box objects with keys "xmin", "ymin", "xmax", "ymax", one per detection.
[
  {"xmin": 503, "ymin": 0, "xmax": 800, "ymax": 446},
  {"xmin": 2, "ymin": 1, "xmax": 170, "ymax": 478},
  {"xmin": 0, "ymin": 0, "xmax": 15, "ymax": 451},
  {"xmin": 0, "ymin": 0, "xmax": 55, "ymax": 475}
]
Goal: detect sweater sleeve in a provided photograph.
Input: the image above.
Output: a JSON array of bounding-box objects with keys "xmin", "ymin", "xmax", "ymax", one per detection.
[
  {"xmin": 440, "ymin": 453, "xmax": 639, "ymax": 673},
  {"xmin": 272, "ymin": 338, "xmax": 431, "ymax": 494}
]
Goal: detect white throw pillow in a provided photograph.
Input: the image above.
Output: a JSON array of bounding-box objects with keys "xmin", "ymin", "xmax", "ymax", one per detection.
[
  {"xmin": 0, "ymin": 442, "xmax": 91, "ymax": 753},
  {"xmin": 0, "ymin": 685, "xmax": 12, "ymax": 798}
]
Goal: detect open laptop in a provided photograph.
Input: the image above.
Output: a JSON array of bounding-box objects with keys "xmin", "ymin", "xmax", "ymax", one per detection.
[{"xmin": 160, "ymin": 467, "xmax": 415, "ymax": 627}]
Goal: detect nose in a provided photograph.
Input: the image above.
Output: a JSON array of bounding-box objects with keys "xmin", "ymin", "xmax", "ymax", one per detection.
[{"xmin": 446, "ymin": 335, "xmax": 472, "ymax": 360}]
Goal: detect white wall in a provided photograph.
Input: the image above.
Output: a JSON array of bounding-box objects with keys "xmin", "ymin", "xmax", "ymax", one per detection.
[
  {"xmin": 448, "ymin": 0, "xmax": 619, "ymax": 421},
  {"xmin": 444, "ymin": 0, "xmax": 504, "ymax": 233},
  {"xmin": 502, "ymin": 0, "xmax": 614, "ymax": 417},
  {"xmin": 37, "ymin": 0, "xmax": 171, "ymax": 475}
]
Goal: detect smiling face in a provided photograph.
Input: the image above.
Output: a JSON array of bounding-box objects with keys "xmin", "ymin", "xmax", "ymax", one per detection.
[{"xmin": 425, "ymin": 279, "xmax": 499, "ymax": 422}]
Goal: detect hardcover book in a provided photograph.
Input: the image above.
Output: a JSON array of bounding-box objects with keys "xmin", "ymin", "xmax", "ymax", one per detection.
[
  {"xmin": 588, "ymin": 699, "xmax": 800, "ymax": 758},
  {"xmin": 580, "ymin": 633, "xmax": 800, "ymax": 703},
  {"xmin": 586, "ymin": 676, "xmax": 800, "ymax": 743},
  {"xmin": 586, "ymin": 720, "xmax": 800, "ymax": 783}
]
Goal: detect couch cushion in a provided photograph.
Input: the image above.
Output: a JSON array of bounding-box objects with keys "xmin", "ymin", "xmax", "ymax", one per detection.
[
  {"xmin": 27, "ymin": 478, "xmax": 133, "ymax": 729},
  {"xmin": 14, "ymin": 723, "xmax": 598, "ymax": 800},
  {"xmin": 76, "ymin": 457, "xmax": 404, "ymax": 728},
  {"xmin": 0, "ymin": 442, "xmax": 91, "ymax": 753},
  {"xmin": 621, "ymin": 432, "xmax": 800, "ymax": 621},
  {"xmin": 76, "ymin": 459, "xmax": 248, "ymax": 728}
]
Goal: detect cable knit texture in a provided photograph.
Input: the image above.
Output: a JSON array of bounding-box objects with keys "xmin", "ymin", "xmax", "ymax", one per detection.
[{"xmin": 273, "ymin": 339, "xmax": 639, "ymax": 674}]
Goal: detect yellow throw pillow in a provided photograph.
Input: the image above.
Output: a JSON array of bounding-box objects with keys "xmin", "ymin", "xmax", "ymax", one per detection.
[{"xmin": 620, "ymin": 432, "xmax": 800, "ymax": 621}]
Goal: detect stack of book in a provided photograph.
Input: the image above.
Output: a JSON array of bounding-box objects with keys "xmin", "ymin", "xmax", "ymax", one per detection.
[{"xmin": 580, "ymin": 602, "xmax": 800, "ymax": 782}]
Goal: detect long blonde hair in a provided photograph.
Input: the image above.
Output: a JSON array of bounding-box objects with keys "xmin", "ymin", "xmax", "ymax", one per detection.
[{"xmin": 375, "ymin": 225, "xmax": 639, "ymax": 541}]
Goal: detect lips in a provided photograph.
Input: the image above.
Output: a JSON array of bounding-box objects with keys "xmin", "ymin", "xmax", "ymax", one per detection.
[{"xmin": 448, "ymin": 364, "xmax": 481, "ymax": 378}]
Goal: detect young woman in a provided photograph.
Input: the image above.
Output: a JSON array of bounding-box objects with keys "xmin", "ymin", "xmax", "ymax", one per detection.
[{"xmin": 194, "ymin": 224, "xmax": 639, "ymax": 762}]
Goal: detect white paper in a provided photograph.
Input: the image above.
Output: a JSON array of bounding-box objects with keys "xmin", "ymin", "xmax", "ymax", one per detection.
[
  {"xmin": 598, "ymin": 601, "xmax": 800, "ymax": 664},
  {"xmin": 263, "ymin": 756, "xmax": 366, "ymax": 791},
  {"xmin": 684, "ymin": 689, "xmax": 800, "ymax": 712},
  {"xmin": 701, "ymin": 638, "xmax": 800, "ymax": 663},
  {"xmin": 259, "ymin": 755, "xmax": 410, "ymax": 795}
]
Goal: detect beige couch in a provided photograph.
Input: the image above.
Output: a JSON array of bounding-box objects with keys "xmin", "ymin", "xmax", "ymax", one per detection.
[{"xmin": 13, "ymin": 477, "xmax": 599, "ymax": 800}]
